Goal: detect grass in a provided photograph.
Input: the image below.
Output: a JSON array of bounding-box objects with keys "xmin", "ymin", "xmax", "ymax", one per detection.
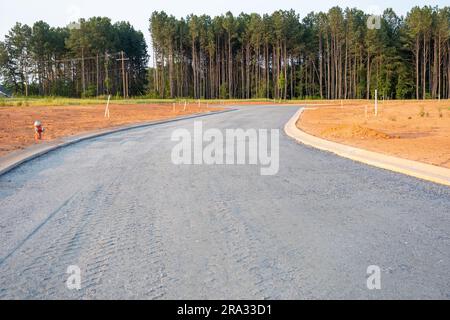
[
  {"xmin": 0, "ymin": 96, "xmax": 449, "ymax": 108},
  {"xmin": 0, "ymin": 97, "xmax": 170, "ymax": 107},
  {"xmin": 0, "ymin": 97, "xmax": 344, "ymax": 108},
  {"xmin": 0, "ymin": 96, "xmax": 292, "ymax": 107}
]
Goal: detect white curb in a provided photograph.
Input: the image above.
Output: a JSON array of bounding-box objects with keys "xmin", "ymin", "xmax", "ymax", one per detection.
[{"xmin": 285, "ymin": 108, "xmax": 450, "ymax": 187}]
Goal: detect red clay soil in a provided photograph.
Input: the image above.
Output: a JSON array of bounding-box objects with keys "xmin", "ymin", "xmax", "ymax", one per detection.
[
  {"xmin": 0, "ymin": 103, "xmax": 221, "ymax": 157},
  {"xmin": 298, "ymin": 100, "xmax": 450, "ymax": 168}
]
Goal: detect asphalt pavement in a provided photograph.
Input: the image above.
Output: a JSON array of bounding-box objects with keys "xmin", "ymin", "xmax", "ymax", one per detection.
[{"xmin": 0, "ymin": 106, "xmax": 449, "ymax": 299}]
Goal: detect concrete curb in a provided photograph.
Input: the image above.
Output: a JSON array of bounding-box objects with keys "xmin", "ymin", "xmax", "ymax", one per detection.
[
  {"xmin": 285, "ymin": 108, "xmax": 450, "ymax": 187},
  {"xmin": 0, "ymin": 109, "xmax": 235, "ymax": 177}
]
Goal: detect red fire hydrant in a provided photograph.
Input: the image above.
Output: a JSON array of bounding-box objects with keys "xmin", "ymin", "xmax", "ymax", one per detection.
[{"xmin": 34, "ymin": 120, "xmax": 45, "ymax": 141}]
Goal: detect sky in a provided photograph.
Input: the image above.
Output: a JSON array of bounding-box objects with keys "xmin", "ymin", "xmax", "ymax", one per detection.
[{"xmin": 1, "ymin": 0, "xmax": 447, "ymax": 49}]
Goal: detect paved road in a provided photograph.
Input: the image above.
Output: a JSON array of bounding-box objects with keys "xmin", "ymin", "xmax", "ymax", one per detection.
[{"xmin": 0, "ymin": 106, "xmax": 449, "ymax": 299}]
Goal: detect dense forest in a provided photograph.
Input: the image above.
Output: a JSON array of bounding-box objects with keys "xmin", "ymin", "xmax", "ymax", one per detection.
[
  {"xmin": 0, "ymin": 18, "xmax": 148, "ymax": 97},
  {"xmin": 0, "ymin": 6, "xmax": 449, "ymax": 100},
  {"xmin": 150, "ymin": 6, "xmax": 450, "ymax": 100}
]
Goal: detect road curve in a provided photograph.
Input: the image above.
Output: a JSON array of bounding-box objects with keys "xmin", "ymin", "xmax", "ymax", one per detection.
[{"xmin": 0, "ymin": 105, "xmax": 449, "ymax": 299}]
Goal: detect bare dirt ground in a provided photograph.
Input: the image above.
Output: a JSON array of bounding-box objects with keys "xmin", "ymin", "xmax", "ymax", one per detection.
[
  {"xmin": 298, "ymin": 100, "xmax": 450, "ymax": 168},
  {"xmin": 0, "ymin": 103, "xmax": 221, "ymax": 157}
]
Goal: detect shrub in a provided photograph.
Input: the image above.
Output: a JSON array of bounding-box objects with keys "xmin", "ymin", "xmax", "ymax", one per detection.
[{"xmin": 419, "ymin": 106, "xmax": 425, "ymax": 117}]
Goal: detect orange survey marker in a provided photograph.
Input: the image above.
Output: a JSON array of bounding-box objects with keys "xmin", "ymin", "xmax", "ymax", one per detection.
[{"xmin": 34, "ymin": 120, "xmax": 45, "ymax": 141}]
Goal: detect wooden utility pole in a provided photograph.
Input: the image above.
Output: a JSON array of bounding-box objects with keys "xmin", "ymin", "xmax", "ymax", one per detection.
[{"xmin": 117, "ymin": 51, "xmax": 129, "ymax": 98}]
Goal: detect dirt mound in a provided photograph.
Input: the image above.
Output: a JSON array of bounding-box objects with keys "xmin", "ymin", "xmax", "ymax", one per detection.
[
  {"xmin": 299, "ymin": 100, "xmax": 450, "ymax": 168},
  {"xmin": 321, "ymin": 124, "xmax": 393, "ymax": 140}
]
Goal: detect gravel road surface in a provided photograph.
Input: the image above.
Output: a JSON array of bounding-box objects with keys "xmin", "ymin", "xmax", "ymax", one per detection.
[{"xmin": 0, "ymin": 106, "xmax": 449, "ymax": 299}]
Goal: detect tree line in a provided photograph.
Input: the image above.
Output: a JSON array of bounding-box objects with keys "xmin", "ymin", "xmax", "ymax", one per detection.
[
  {"xmin": 149, "ymin": 6, "xmax": 450, "ymax": 100},
  {"xmin": 1, "ymin": 6, "xmax": 449, "ymax": 100},
  {"xmin": 0, "ymin": 17, "xmax": 148, "ymax": 97}
]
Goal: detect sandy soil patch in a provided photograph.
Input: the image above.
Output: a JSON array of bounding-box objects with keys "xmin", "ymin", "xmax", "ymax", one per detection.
[
  {"xmin": 298, "ymin": 100, "xmax": 450, "ymax": 168},
  {"xmin": 0, "ymin": 103, "xmax": 221, "ymax": 157}
]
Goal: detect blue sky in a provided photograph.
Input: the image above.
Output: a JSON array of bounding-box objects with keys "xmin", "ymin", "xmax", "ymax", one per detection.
[{"xmin": 1, "ymin": 0, "xmax": 447, "ymax": 48}]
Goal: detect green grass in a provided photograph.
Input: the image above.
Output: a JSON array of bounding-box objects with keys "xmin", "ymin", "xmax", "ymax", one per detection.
[
  {"xmin": 1, "ymin": 95, "xmax": 448, "ymax": 108},
  {"xmin": 0, "ymin": 96, "xmax": 308, "ymax": 107},
  {"xmin": 6, "ymin": 96, "xmax": 445, "ymax": 108},
  {"xmin": 0, "ymin": 96, "xmax": 156, "ymax": 107}
]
